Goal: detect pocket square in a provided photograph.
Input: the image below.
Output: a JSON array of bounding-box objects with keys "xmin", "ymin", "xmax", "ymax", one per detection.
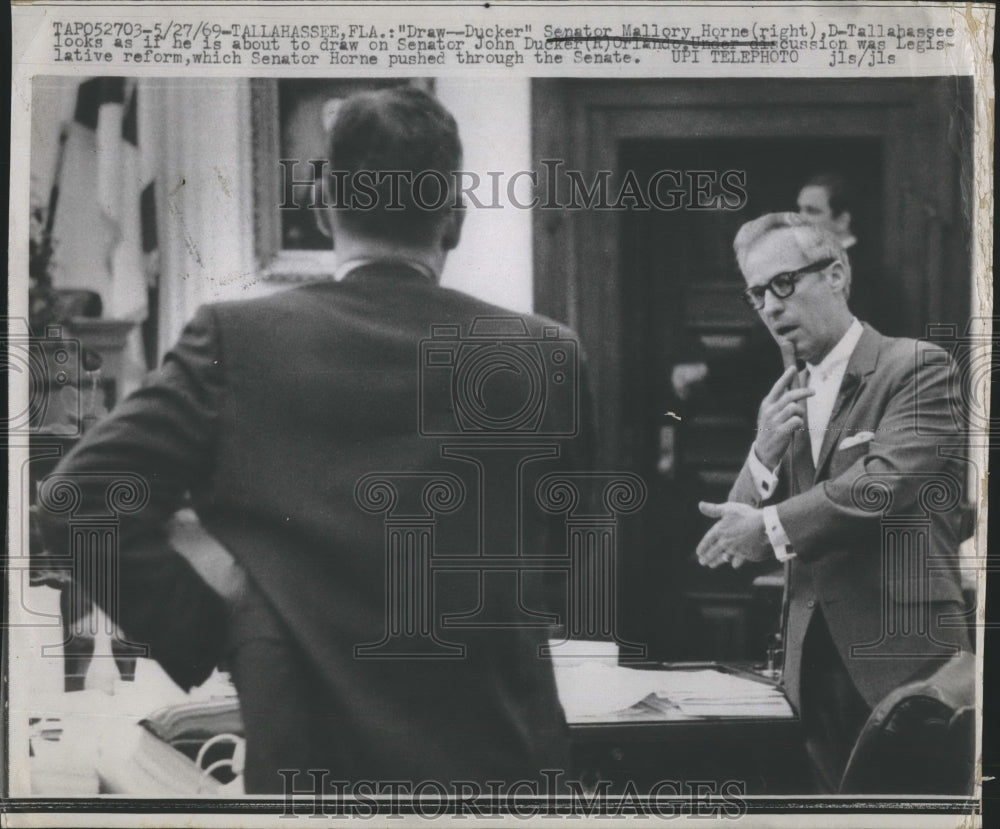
[{"xmin": 838, "ymin": 431, "xmax": 875, "ymax": 450}]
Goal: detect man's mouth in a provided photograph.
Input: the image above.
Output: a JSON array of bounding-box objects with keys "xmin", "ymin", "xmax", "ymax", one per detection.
[{"xmin": 775, "ymin": 324, "xmax": 798, "ymax": 337}]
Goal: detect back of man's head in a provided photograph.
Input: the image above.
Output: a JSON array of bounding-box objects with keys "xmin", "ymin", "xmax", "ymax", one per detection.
[{"xmin": 329, "ymin": 85, "xmax": 463, "ymax": 248}]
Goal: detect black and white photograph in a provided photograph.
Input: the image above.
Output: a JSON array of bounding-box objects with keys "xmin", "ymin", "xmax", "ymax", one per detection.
[{"xmin": 6, "ymin": 2, "xmax": 995, "ymax": 826}]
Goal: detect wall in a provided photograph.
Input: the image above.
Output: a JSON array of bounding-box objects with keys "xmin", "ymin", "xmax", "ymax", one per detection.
[
  {"xmin": 29, "ymin": 76, "xmax": 534, "ymax": 357},
  {"xmin": 156, "ymin": 76, "xmax": 535, "ymax": 342},
  {"xmin": 436, "ymin": 78, "xmax": 533, "ymax": 312}
]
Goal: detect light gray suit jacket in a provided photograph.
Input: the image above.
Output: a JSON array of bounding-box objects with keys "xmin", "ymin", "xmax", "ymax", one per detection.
[{"xmin": 729, "ymin": 324, "xmax": 969, "ymax": 710}]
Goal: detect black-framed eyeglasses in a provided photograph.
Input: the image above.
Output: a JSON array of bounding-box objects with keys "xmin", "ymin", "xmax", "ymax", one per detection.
[{"xmin": 740, "ymin": 257, "xmax": 836, "ymax": 310}]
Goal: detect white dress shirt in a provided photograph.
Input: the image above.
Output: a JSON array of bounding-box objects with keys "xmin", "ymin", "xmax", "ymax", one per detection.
[{"xmin": 748, "ymin": 319, "xmax": 864, "ymax": 560}]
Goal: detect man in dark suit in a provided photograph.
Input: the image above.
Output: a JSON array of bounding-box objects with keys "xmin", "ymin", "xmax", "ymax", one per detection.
[
  {"xmin": 797, "ymin": 173, "xmax": 856, "ymax": 250},
  {"xmin": 797, "ymin": 172, "xmax": 877, "ymax": 325},
  {"xmin": 38, "ymin": 86, "xmax": 588, "ymax": 793},
  {"xmin": 694, "ymin": 212, "xmax": 970, "ymax": 792}
]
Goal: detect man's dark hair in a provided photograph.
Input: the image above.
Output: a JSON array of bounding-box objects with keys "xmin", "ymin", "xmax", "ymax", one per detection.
[
  {"xmin": 802, "ymin": 172, "xmax": 854, "ymax": 218},
  {"xmin": 328, "ymin": 85, "xmax": 462, "ymax": 246}
]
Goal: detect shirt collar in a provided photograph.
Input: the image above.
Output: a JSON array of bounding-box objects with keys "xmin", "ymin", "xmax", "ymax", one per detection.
[
  {"xmin": 807, "ymin": 318, "xmax": 863, "ymax": 383},
  {"xmin": 334, "ymin": 257, "xmax": 437, "ymax": 283}
]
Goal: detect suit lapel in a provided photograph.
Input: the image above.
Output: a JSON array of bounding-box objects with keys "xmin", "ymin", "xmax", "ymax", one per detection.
[{"xmin": 813, "ymin": 325, "xmax": 881, "ymax": 480}]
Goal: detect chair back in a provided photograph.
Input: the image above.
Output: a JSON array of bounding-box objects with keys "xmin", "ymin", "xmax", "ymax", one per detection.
[{"xmin": 839, "ymin": 650, "xmax": 976, "ymax": 794}]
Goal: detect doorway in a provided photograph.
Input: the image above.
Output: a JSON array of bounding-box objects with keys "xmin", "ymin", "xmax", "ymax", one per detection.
[
  {"xmin": 532, "ymin": 78, "xmax": 972, "ymax": 661},
  {"xmin": 618, "ymin": 137, "xmax": 882, "ymax": 659}
]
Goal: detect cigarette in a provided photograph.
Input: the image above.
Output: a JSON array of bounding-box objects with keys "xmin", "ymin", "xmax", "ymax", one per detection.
[{"xmin": 780, "ymin": 339, "xmax": 800, "ymax": 390}]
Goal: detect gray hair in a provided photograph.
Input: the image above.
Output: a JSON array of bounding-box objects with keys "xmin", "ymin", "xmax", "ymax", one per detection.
[{"xmin": 733, "ymin": 212, "xmax": 851, "ymax": 298}]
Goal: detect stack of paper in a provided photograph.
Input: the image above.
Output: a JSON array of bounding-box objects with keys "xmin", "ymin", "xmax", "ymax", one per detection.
[
  {"xmin": 649, "ymin": 670, "xmax": 792, "ymax": 718},
  {"xmin": 97, "ymin": 726, "xmax": 228, "ymax": 796},
  {"xmin": 552, "ymin": 661, "xmax": 665, "ymax": 719},
  {"xmin": 552, "ymin": 660, "xmax": 793, "ymax": 722},
  {"xmin": 23, "ymin": 661, "xmax": 241, "ymax": 796}
]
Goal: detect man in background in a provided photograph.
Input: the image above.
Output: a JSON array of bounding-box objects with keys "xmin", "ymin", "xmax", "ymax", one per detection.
[
  {"xmin": 695, "ymin": 212, "xmax": 970, "ymax": 792},
  {"xmin": 39, "ymin": 86, "xmax": 588, "ymax": 793},
  {"xmin": 797, "ymin": 173, "xmax": 857, "ymax": 250},
  {"xmin": 797, "ymin": 172, "xmax": 879, "ymax": 323}
]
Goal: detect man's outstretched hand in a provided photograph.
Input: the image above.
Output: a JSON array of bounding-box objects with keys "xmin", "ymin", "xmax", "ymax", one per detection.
[{"xmin": 695, "ymin": 501, "xmax": 771, "ymax": 569}]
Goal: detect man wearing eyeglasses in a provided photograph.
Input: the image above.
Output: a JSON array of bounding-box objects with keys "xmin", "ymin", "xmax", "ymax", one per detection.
[{"xmin": 694, "ymin": 212, "xmax": 970, "ymax": 792}]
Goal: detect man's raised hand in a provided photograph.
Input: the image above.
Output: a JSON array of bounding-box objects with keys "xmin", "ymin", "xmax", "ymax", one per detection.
[{"xmin": 754, "ymin": 365, "xmax": 814, "ymax": 469}]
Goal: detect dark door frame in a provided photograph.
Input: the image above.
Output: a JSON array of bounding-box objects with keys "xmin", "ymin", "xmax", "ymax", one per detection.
[{"xmin": 532, "ymin": 78, "xmax": 972, "ymax": 473}]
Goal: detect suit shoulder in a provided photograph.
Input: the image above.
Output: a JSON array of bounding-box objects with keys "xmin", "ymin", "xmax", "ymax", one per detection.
[
  {"xmin": 875, "ymin": 332, "xmax": 952, "ymax": 372},
  {"xmin": 435, "ymin": 287, "xmax": 584, "ymax": 340},
  {"xmin": 863, "ymin": 335, "xmax": 955, "ymax": 411},
  {"xmin": 519, "ymin": 310, "xmax": 582, "ymax": 343},
  {"xmin": 201, "ymin": 285, "xmax": 321, "ymax": 321}
]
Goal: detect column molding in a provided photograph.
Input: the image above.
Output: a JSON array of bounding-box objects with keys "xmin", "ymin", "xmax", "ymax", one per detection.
[{"xmin": 155, "ymin": 78, "xmax": 259, "ymax": 358}]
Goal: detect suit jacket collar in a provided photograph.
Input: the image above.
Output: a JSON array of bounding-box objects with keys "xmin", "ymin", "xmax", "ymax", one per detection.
[
  {"xmin": 338, "ymin": 259, "xmax": 438, "ymax": 284},
  {"xmin": 813, "ymin": 322, "xmax": 881, "ymax": 478}
]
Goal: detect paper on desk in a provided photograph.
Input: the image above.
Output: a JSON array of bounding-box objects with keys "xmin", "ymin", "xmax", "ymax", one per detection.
[
  {"xmin": 553, "ymin": 662, "xmax": 664, "ymax": 718},
  {"xmin": 553, "ymin": 663, "xmax": 792, "ymax": 720},
  {"xmin": 674, "ymin": 698, "xmax": 793, "ymax": 718},
  {"xmin": 644, "ymin": 669, "xmax": 779, "ymax": 700},
  {"xmin": 660, "ymin": 671, "xmax": 792, "ymax": 717}
]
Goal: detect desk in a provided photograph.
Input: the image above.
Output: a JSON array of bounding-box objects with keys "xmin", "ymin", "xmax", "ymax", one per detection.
[
  {"xmin": 25, "ymin": 656, "xmax": 813, "ymax": 797},
  {"xmin": 562, "ymin": 662, "xmax": 812, "ymax": 795},
  {"xmin": 570, "ymin": 712, "xmax": 810, "ymax": 795}
]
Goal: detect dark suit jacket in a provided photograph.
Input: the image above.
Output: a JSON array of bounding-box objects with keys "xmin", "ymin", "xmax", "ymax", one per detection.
[
  {"xmin": 38, "ymin": 262, "xmax": 590, "ymax": 786},
  {"xmin": 729, "ymin": 323, "xmax": 969, "ymax": 711}
]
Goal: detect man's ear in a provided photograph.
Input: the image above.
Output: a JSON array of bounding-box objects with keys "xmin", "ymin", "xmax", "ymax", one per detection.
[
  {"xmin": 828, "ymin": 259, "xmax": 849, "ymax": 295},
  {"xmin": 440, "ymin": 203, "xmax": 465, "ymax": 251}
]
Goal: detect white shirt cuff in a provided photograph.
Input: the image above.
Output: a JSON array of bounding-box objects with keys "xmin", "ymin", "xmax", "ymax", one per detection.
[
  {"xmin": 747, "ymin": 444, "xmax": 780, "ymax": 500},
  {"xmin": 762, "ymin": 505, "xmax": 796, "ymax": 561}
]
